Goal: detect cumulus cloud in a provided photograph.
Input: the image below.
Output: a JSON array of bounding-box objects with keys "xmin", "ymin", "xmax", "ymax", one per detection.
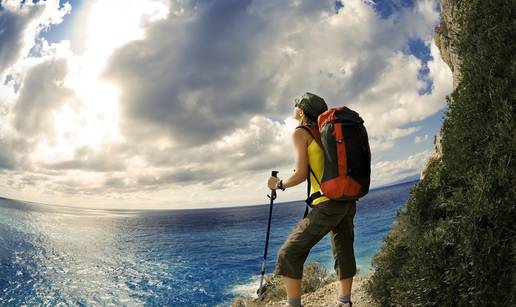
[
  {"xmin": 371, "ymin": 149, "xmax": 431, "ymax": 187},
  {"xmin": 414, "ymin": 134, "xmax": 429, "ymax": 144},
  {"xmin": 37, "ymin": 143, "xmax": 130, "ymax": 172},
  {"xmin": 0, "ymin": 134, "xmax": 32, "ymax": 170},
  {"xmin": 99, "ymin": 0, "xmax": 450, "ymax": 197},
  {"xmin": 103, "ymin": 0, "xmax": 450, "ymax": 152},
  {"xmin": 103, "ymin": 0, "xmax": 270, "ymax": 147},
  {"xmin": 0, "ymin": 1, "xmax": 72, "ymax": 175},
  {"xmin": 114, "ymin": 115, "xmax": 293, "ymax": 191},
  {"xmin": 369, "ymin": 126, "xmax": 421, "ymax": 152},
  {"xmin": 3, "ymin": 114, "xmax": 293, "ymax": 197},
  {"xmin": 0, "ymin": 0, "xmax": 70, "ymax": 77},
  {"xmin": 0, "ymin": 0, "xmax": 453, "ymax": 208},
  {"xmin": 12, "ymin": 57, "xmax": 74, "ymax": 138}
]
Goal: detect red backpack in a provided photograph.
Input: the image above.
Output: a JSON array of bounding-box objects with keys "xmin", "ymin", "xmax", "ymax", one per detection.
[{"xmin": 297, "ymin": 106, "xmax": 371, "ymax": 210}]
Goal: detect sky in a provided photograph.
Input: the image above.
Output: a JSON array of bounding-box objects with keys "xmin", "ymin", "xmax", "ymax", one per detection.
[{"xmin": 0, "ymin": 0, "xmax": 452, "ymax": 210}]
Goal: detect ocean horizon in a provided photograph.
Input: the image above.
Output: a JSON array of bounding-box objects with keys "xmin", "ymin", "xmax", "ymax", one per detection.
[{"xmin": 0, "ymin": 179, "xmax": 418, "ymax": 306}]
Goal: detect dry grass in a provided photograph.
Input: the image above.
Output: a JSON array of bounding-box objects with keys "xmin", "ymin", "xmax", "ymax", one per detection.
[{"xmin": 231, "ymin": 261, "xmax": 341, "ymax": 307}]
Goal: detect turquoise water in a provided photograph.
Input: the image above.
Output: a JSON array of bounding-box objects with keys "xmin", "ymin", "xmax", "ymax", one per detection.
[{"xmin": 0, "ymin": 180, "xmax": 417, "ymax": 306}]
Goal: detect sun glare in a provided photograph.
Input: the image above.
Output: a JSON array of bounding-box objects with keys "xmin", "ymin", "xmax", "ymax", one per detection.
[
  {"xmin": 34, "ymin": 0, "xmax": 169, "ymax": 161},
  {"xmin": 84, "ymin": 0, "xmax": 169, "ymax": 59}
]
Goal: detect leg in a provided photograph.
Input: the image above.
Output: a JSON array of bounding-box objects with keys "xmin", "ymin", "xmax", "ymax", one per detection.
[
  {"xmin": 329, "ymin": 201, "xmax": 357, "ymax": 297},
  {"xmin": 282, "ymin": 275, "xmax": 302, "ymax": 303},
  {"xmin": 337, "ymin": 277, "xmax": 353, "ymax": 296},
  {"xmin": 274, "ymin": 207, "xmax": 334, "ymax": 304}
]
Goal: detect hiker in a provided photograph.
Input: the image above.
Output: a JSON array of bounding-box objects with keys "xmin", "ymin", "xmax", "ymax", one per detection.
[{"xmin": 267, "ymin": 92, "xmax": 356, "ymax": 307}]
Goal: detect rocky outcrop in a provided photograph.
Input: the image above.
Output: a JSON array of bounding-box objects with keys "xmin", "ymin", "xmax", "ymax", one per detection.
[
  {"xmin": 421, "ymin": 0, "xmax": 461, "ymax": 179},
  {"xmin": 434, "ymin": 0, "xmax": 463, "ymax": 87}
]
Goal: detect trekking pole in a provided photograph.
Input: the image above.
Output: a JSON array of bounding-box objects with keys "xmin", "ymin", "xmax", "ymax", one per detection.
[{"xmin": 257, "ymin": 170, "xmax": 278, "ymax": 299}]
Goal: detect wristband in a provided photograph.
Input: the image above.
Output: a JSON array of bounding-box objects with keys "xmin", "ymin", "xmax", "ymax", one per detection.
[{"xmin": 277, "ymin": 179, "xmax": 286, "ymax": 191}]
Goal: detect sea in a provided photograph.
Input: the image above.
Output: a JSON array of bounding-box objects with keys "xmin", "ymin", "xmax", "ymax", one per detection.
[{"xmin": 0, "ymin": 180, "xmax": 418, "ymax": 306}]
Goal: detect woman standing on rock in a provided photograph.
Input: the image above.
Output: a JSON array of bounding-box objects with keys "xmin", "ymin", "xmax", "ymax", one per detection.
[{"xmin": 267, "ymin": 92, "xmax": 357, "ymax": 307}]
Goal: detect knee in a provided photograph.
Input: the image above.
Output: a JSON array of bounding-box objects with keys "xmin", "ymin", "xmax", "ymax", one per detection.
[
  {"xmin": 277, "ymin": 243, "xmax": 305, "ymax": 262},
  {"xmin": 275, "ymin": 246, "xmax": 306, "ymax": 280},
  {"xmin": 276, "ymin": 245, "xmax": 292, "ymax": 264}
]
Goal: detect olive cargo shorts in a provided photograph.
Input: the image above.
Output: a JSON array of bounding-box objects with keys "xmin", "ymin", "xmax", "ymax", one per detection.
[{"xmin": 274, "ymin": 199, "xmax": 357, "ymax": 280}]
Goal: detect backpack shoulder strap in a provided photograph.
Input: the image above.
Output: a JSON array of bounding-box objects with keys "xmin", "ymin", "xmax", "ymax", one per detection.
[
  {"xmin": 297, "ymin": 125, "xmax": 324, "ymax": 219},
  {"xmin": 296, "ymin": 125, "xmax": 323, "ymax": 148}
]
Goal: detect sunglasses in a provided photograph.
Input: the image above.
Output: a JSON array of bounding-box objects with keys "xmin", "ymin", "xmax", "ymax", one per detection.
[{"xmin": 294, "ymin": 97, "xmax": 303, "ymax": 108}]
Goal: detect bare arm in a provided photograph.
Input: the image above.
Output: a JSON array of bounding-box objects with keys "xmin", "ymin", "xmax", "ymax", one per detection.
[{"xmin": 282, "ymin": 128, "xmax": 309, "ymax": 188}]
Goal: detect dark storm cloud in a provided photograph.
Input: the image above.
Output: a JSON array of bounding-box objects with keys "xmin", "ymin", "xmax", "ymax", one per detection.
[
  {"xmin": 12, "ymin": 57, "xmax": 73, "ymax": 138},
  {"xmin": 0, "ymin": 3, "xmax": 44, "ymax": 76},
  {"xmin": 102, "ymin": 0, "xmax": 306, "ymax": 147},
  {"xmin": 103, "ymin": 0, "xmax": 440, "ymax": 153}
]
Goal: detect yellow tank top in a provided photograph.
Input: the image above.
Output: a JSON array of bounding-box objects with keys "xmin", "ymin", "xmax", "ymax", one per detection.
[{"xmin": 307, "ymin": 139, "xmax": 331, "ymax": 205}]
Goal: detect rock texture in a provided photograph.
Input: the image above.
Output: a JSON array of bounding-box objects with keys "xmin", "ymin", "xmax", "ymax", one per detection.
[
  {"xmin": 434, "ymin": 0, "xmax": 463, "ymax": 87},
  {"xmin": 421, "ymin": 0, "xmax": 461, "ymax": 179},
  {"xmin": 264, "ymin": 273, "xmax": 377, "ymax": 307}
]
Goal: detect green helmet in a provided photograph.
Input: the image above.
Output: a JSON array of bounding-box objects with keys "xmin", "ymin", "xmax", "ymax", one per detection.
[{"xmin": 294, "ymin": 92, "xmax": 328, "ymax": 122}]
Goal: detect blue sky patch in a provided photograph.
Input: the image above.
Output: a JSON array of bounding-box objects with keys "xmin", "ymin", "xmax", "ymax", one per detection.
[
  {"xmin": 39, "ymin": 0, "xmax": 79, "ymax": 44},
  {"xmin": 369, "ymin": 0, "xmax": 415, "ymax": 19},
  {"xmin": 404, "ymin": 38, "xmax": 434, "ymax": 95}
]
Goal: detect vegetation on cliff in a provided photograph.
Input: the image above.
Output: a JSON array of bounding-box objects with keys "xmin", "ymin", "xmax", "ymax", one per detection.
[{"xmin": 366, "ymin": 0, "xmax": 515, "ymax": 306}]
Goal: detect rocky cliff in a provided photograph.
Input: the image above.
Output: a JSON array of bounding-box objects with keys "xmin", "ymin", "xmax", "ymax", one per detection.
[
  {"xmin": 421, "ymin": 0, "xmax": 460, "ymax": 179},
  {"xmin": 369, "ymin": 0, "xmax": 515, "ymax": 304}
]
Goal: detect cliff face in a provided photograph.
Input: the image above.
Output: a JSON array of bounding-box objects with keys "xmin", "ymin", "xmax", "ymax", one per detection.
[
  {"xmin": 420, "ymin": 0, "xmax": 460, "ymax": 179},
  {"xmin": 435, "ymin": 0, "xmax": 462, "ymax": 87},
  {"xmin": 369, "ymin": 0, "xmax": 515, "ymax": 305}
]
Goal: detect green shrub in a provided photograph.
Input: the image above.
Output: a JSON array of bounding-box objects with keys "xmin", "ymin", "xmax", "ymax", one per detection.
[{"xmin": 366, "ymin": 1, "xmax": 516, "ymax": 306}]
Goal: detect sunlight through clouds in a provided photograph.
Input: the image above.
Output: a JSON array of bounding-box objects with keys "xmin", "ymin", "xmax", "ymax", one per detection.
[
  {"xmin": 27, "ymin": 0, "xmax": 170, "ymax": 165},
  {"xmin": 0, "ymin": 0, "xmax": 452, "ymax": 209}
]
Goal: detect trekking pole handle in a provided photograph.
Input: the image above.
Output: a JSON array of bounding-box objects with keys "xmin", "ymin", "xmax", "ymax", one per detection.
[
  {"xmin": 271, "ymin": 171, "xmax": 279, "ymax": 197},
  {"xmin": 268, "ymin": 171, "xmax": 279, "ymax": 199}
]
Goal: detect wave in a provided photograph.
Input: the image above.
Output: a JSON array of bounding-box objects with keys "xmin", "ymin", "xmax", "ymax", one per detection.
[{"xmin": 227, "ymin": 274, "xmax": 262, "ymax": 298}]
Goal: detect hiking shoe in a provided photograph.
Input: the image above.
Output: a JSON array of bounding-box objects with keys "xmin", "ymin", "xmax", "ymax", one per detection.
[{"xmin": 329, "ymin": 300, "xmax": 352, "ymax": 307}]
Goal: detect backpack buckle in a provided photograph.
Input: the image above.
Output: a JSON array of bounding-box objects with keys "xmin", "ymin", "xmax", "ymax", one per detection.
[{"xmin": 305, "ymin": 191, "xmax": 323, "ymax": 208}]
